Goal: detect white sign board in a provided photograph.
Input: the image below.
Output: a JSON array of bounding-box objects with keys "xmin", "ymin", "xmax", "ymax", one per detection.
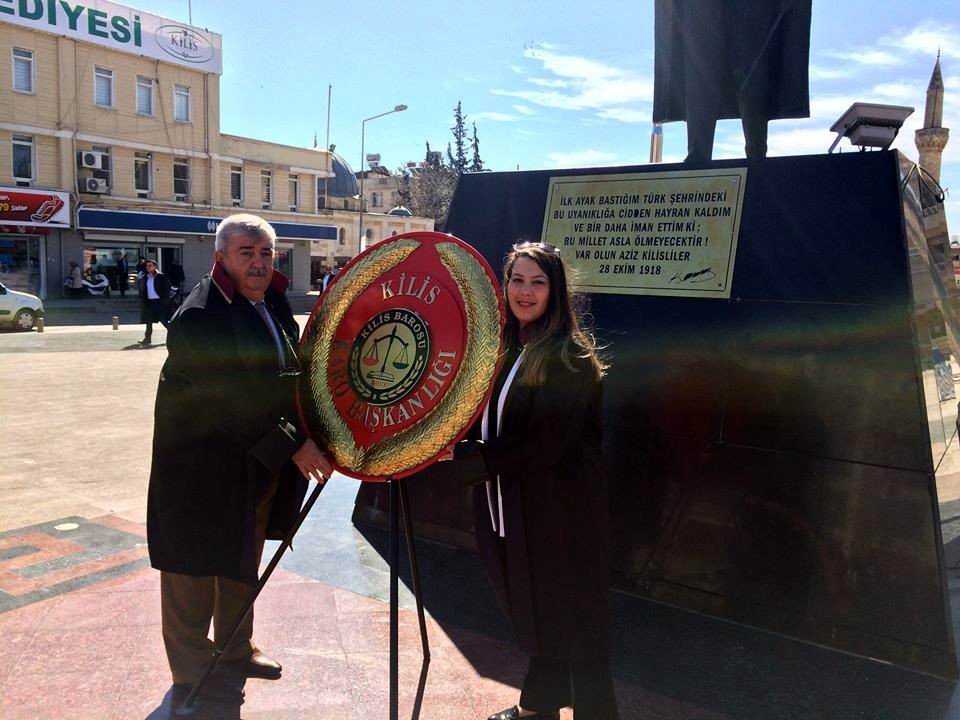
[{"xmin": 0, "ymin": 0, "xmax": 222, "ymax": 74}]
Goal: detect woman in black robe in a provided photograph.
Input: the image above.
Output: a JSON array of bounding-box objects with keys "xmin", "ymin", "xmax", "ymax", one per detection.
[{"xmin": 456, "ymin": 242, "xmax": 619, "ymax": 720}]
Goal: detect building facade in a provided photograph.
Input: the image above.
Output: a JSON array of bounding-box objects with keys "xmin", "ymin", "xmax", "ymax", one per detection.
[{"xmin": 0, "ymin": 1, "xmax": 432, "ymax": 298}]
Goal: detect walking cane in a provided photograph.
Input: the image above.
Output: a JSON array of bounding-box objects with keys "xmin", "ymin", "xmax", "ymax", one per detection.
[{"xmin": 176, "ymin": 480, "xmax": 326, "ymax": 716}]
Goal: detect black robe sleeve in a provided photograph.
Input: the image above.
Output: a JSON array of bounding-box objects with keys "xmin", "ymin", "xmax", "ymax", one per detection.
[{"xmin": 480, "ymin": 355, "xmax": 597, "ymax": 479}]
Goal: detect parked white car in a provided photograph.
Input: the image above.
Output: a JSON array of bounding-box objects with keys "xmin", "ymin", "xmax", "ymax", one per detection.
[{"xmin": 0, "ymin": 281, "xmax": 44, "ymax": 331}]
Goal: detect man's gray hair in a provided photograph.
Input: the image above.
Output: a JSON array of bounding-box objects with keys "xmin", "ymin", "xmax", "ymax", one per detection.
[{"xmin": 215, "ymin": 214, "xmax": 277, "ymax": 252}]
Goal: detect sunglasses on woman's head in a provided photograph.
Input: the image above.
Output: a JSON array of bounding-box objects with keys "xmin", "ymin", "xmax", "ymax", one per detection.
[{"xmin": 512, "ymin": 241, "xmax": 560, "ymax": 255}]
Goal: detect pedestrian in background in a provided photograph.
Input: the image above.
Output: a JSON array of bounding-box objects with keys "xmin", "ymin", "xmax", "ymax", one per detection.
[
  {"xmin": 67, "ymin": 260, "xmax": 82, "ymax": 298},
  {"xmin": 117, "ymin": 253, "xmax": 129, "ymax": 298},
  {"xmin": 138, "ymin": 259, "xmax": 171, "ymax": 346}
]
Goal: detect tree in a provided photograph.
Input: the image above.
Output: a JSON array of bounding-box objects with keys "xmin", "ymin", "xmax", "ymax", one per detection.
[
  {"xmin": 449, "ymin": 101, "xmax": 469, "ymax": 175},
  {"xmin": 396, "ymin": 144, "xmax": 457, "ymax": 227},
  {"xmin": 470, "ymin": 122, "xmax": 484, "ymax": 173}
]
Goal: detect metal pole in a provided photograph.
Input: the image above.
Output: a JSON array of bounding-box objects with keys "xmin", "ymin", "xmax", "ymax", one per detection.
[
  {"xmin": 357, "ymin": 105, "xmax": 407, "ymax": 256},
  {"xmin": 399, "ymin": 479, "xmax": 430, "ymax": 660},
  {"xmin": 359, "ymin": 121, "xmax": 366, "ymax": 254},
  {"xmin": 324, "ymin": 84, "xmax": 331, "ymax": 212},
  {"xmin": 389, "ymin": 478, "xmax": 399, "ymax": 720},
  {"xmin": 176, "ymin": 481, "xmax": 327, "ymax": 716}
]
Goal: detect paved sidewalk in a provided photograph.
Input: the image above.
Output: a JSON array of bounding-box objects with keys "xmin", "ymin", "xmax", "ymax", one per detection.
[{"xmin": 2, "ymin": 325, "xmax": 960, "ymax": 719}]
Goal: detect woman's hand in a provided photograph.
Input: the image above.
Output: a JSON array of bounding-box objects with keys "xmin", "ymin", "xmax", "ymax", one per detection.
[{"xmin": 437, "ymin": 443, "xmax": 456, "ymax": 462}]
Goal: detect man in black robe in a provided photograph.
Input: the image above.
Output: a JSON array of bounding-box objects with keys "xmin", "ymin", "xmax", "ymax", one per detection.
[
  {"xmin": 653, "ymin": 0, "xmax": 812, "ymax": 162},
  {"xmin": 147, "ymin": 214, "xmax": 331, "ymax": 693}
]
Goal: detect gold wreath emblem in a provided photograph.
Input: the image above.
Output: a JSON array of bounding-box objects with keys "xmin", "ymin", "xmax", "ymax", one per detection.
[{"xmin": 301, "ymin": 237, "xmax": 502, "ymax": 478}]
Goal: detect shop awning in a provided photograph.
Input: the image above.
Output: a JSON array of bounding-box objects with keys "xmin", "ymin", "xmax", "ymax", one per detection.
[{"xmin": 78, "ymin": 208, "xmax": 337, "ymax": 241}]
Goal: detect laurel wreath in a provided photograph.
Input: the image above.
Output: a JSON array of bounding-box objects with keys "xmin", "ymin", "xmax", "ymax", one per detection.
[{"xmin": 301, "ymin": 238, "xmax": 501, "ymax": 479}]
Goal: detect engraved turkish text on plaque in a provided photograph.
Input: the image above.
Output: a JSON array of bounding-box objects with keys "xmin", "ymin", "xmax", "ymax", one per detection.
[{"xmin": 541, "ymin": 168, "xmax": 747, "ymax": 298}]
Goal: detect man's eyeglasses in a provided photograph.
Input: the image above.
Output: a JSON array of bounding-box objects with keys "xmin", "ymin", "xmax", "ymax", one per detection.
[{"xmin": 512, "ymin": 241, "xmax": 560, "ymax": 255}]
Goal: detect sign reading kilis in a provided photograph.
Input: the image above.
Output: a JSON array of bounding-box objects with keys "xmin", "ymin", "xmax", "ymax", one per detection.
[
  {"xmin": 0, "ymin": 0, "xmax": 223, "ymax": 74},
  {"xmin": 299, "ymin": 232, "xmax": 504, "ymax": 481}
]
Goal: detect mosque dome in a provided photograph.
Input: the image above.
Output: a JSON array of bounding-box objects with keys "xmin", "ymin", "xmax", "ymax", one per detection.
[{"xmin": 326, "ymin": 152, "xmax": 360, "ymax": 198}]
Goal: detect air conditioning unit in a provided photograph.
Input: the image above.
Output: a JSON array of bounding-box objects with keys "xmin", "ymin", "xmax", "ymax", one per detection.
[
  {"xmin": 78, "ymin": 150, "xmax": 106, "ymax": 169},
  {"xmin": 82, "ymin": 177, "xmax": 108, "ymax": 193}
]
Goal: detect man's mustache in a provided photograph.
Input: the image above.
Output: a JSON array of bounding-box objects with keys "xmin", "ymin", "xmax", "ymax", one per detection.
[{"xmin": 247, "ymin": 269, "xmax": 268, "ymax": 277}]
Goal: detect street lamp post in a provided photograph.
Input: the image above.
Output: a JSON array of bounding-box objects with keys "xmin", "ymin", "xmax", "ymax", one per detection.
[{"xmin": 359, "ymin": 104, "xmax": 407, "ymax": 253}]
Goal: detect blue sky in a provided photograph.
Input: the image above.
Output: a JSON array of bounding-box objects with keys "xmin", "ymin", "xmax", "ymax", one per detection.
[{"xmin": 143, "ymin": 0, "xmax": 958, "ymax": 232}]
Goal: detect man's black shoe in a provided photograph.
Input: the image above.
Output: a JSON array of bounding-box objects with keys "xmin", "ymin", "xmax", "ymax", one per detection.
[
  {"xmin": 222, "ymin": 649, "xmax": 282, "ymax": 680},
  {"xmin": 487, "ymin": 707, "xmax": 560, "ymax": 720}
]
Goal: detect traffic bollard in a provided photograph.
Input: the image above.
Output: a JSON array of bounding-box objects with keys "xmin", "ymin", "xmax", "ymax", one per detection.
[
  {"xmin": 112, "ymin": 315, "xmax": 119, "ymax": 330},
  {"xmin": 37, "ymin": 317, "xmax": 44, "ymax": 333}
]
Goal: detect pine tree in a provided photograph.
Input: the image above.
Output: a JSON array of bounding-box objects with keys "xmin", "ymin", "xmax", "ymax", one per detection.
[
  {"xmin": 446, "ymin": 142, "xmax": 455, "ymax": 169},
  {"xmin": 449, "ymin": 101, "xmax": 469, "ymax": 175},
  {"xmin": 469, "ymin": 122, "xmax": 484, "ymax": 173}
]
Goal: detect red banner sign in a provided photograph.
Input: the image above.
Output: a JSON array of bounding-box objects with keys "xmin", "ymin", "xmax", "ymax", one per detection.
[
  {"xmin": 299, "ymin": 231, "xmax": 504, "ymax": 481},
  {"xmin": 0, "ymin": 187, "xmax": 70, "ymax": 228}
]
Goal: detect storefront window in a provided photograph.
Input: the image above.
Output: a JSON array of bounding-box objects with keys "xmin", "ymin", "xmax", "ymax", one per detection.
[
  {"xmin": 0, "ymin": 236, "xmax": 42, "ymax": 296},
  {"xmin": 275, "ymin": 247, "xmax": 292, "ymax": 280},
  {"xmin": 83, "ymin": 246, "xmax": 141, "ymax": 291}
]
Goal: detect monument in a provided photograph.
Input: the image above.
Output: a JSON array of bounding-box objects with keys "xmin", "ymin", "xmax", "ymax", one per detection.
[
  {"xmin": 653, "ymin": 0, "xmax": 812, "ymax": 161},
  {"xmin": 354, "ymin": 22, "xmax": 958, "ymax": 683}
]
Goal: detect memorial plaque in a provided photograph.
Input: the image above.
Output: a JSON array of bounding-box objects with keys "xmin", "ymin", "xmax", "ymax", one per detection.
[{"xmin": 541, "ymin": 168, "xmax": 747, "ymax": 298}]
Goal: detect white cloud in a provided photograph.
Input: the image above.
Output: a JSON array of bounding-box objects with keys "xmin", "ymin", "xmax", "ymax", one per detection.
[
  {"xmin": 472, "ymin": 112, "xmax": 519, "ymax": 122},
  {"xmin": 492, "ymin": 47, "xmax": 652, "ymax": 112},
  {"xmin": 824, "ymin": 49, "xmax": 902, "ymax": 66},
  {"xmin": 888, "ymin": 22, "xmax": 960, "ymax": 60},
  {"xmin": 513, "ymin": 104, "xmax": 536, "ymax": 116},
  {"xmin": 809, "ymin": 64, "xmax": 854, "ymax": 81},
  {"xmin": 871, "ymin": 82, "xmax": 917, "ymax": 100},
  {"xmin": 808, "ymin": 95, "xmax": 857, "ymax": 121},
  {"xmin": 529, "ymin": 78, "xmax": 569, "ymax": 88},
  {"xmin": 542, "ymin": 149, "xmax": 618, "ymax": 168},
  {"xmin": 597, "ymin": 108, "xmax": 650, "ymax": 124}
]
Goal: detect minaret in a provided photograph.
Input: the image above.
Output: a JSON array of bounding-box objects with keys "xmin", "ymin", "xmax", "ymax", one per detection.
[
  {"xmin": 915, "ymin": 52, "xmax": 950, "ymax": 183},
  {"xmin": 649, "ymin": 123, "xmax": 663, "ymax": 163}
]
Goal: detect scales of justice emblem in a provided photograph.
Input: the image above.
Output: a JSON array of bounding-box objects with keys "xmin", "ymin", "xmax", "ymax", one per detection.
[{"xmin": 298, "ymin": 231, "xmax": 504, "ymax": 481}]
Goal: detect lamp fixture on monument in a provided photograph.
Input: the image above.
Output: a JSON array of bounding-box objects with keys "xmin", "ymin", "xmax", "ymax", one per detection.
[
  {"xmin": 359, "ymin": 104, "xmax": 408, "ymax": 253},
  {"xmin": 828, "ymin": 103, "xmax": 914, "ymax": 153}
]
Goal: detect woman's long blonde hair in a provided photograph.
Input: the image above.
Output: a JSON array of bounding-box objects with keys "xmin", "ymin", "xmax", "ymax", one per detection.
[{"xmin": 503, "ymin": 243, "xmax": 607, "ymax": 386}]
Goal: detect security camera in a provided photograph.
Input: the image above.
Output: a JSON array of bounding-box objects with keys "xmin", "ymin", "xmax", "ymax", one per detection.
[{"xmin": 828, "ymin": 103, "xmax": 914, "ymax": 153}]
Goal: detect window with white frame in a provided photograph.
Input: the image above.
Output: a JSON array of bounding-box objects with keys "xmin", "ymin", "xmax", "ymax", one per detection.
[
  {"xmin": 174, "ymin": 84, "xmax": 191, "ymax": 122},
  {"xmin": 261, "ymin": 170, "xmax": 272, "ymax": 208},
  {"xmin": 13, "ymin": 48, "xmax": 34, "ymax": 94},
  {"xmin": 317, "ymin": 177, "xmax": 327, "ymax": 210},
  {"xmin": 288, "ymin": 174, "xmax": 299, "ymax": 211},
  {"xmin": 94, "ymin": 66, "xmax": 113, "ymax": 107},
  {"xmin": 12, "ymin": 135, "xmax": 33, "ymax": 186},
  {"xmin": 371, "ymin": 191, "xmax": 383, "ymax": 208},
  {"xmin": 230, "ymin": 165, "xmax": 243, "ymax": 206},
  {"xmin": 134, "ymin": 152, "xmax": 152, "ymax": 198},
  {"xmin": 136, "ymin": 76, "xmax": 153, "ymax": 115},
  {"xmin": 173, "ymin": 158, "xmax": 190, "ymax": 200}
]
